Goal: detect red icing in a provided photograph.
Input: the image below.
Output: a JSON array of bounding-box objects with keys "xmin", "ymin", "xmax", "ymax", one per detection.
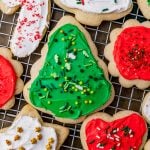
[
  {"xmin": 85, "ymin": 114, "xmax": 147, "ymax": 150},
  {"xmin": 0, "ymin": 55, "xmax": 17, "ymax": 107},
  {"xmin": 15, "ymin": 0, "xmax": 45, "ymax": 49},
  {"xmin": 81, "ymin": 0, "xmax": 85, "ymax": 5},
  {"xmin": 114, "ymin": 26, "xmax": 150, "ymax": 80}
]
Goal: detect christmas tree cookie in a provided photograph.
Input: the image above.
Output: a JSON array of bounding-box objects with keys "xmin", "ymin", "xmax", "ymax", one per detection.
[
  {"xmin": 137, "ymin": 0, "xmax": 150, "ymax": 19},
  {"xmin": 54, "ymin": 0, "xmax": 133, "ymax": 26},
  {"xmin": 104, "ymin": 19, "xmax": 150, "ymax": 89},
  {"xmin": 80, "ymin": 111, "xmax": 148, "ymax": 150},
  {"xmin": 0, "ymin": 47, "xmax": 24, "ymax": 110},
  {"xmin": 23, "ymin": 16, "xmax": 114, "ymax": 124},
  {"xmin": 0, "ymin": 105, "xmax": 69, "ymax": 150}
]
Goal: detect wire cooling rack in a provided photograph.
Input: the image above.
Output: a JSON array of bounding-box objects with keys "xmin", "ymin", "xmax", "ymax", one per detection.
[{"xmin": 0, "ymin": 0, "xmax": 150, "ymax": 149}]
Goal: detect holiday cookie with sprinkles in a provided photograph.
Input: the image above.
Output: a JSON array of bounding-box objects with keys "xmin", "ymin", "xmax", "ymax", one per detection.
[
  {"xmin": 104, "ymin": 19, "xmax": 150, "ymax": 89},
  {"xmin": 0, "ymin": 47, "xmax": 24, "ymax": 110},
  {"xmin": 0, "ymin": 105, "xmax": 69, "ymax": 150},
  {"xmin": 54, "ymin": 0, "xmax": 133, "ymax": 26},
  {"xmin": 80, "ymin": 111, "xmax": 148, "ymax": 150},
  {"xmin": 0, "ymin": 0, "xmax": 51, "ymax": 57},
  {"xmin": 23, "ymin": 16, "xmax": 115, "ymax": 124}
]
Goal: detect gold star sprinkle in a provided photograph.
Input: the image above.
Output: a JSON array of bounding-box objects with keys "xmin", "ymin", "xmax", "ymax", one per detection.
[
  {"xmin": 18, "ymin": 146, "xmax": 25, "ymax": 150},
  {"xmin": 30, "ymin": 138, "xmax": 37, "ymax": 144},
  {"xmin": 14, "ymin": 135, "xmax": 21, "ymax": 141},
  {"xmin": 17, "ymin": 127, "xmax": 23, "ymax": 133},
  {"xmin": 48, "ymin": 137, "xmax": 54, "ymax": 144},
  {"xmin": 37, "ymin": 134, "xmax": 43, "ymax": 140},
  {"xmin": 35, "ymin": 127, "xmax": 41, "ymax": 132},
  {"xmin": 5, "ymin": 140, "xmax": 11, "ymax": 145}
]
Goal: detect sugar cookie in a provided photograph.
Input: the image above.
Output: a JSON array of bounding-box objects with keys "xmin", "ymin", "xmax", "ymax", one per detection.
[
  {"xmin": 54, "ymin": 0, "xmax": 133, "ymax": 26},
  {"xmin": 0, "ymin": 47, "xmax": 24, "ymax": 110},
  {"xmin": 0, "ymin": 105, "xmax": 69, "ymax": 150},
  {"xmin": 104, "ymin": 19, "xmax": 150, "ymax": 89},
  {"xmin": 80, "ymin": 111, "xmax": 148, "ymax": 150},
  {"xmin": 0, "ymin": 0, "xmax": 51, "ymax": 57},
  {"xmin": 24, "ymin": 16, "xmax": 115, "ymax": 124}
]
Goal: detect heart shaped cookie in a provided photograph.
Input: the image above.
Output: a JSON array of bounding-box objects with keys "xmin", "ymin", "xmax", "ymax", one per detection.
[
  {"xmin": 80, "ymin": 111, "xmax": 148, "ymax": 150},
  {"xmin": 0, "ymin": 0, "xmax": 51, "ymax": 57},
  {"xmin": 104, "ymin": 19, "xmax": 150, "ymax": 89},
  {"xmin": 54, "ymin": 0, "xmax": 133, "ymax": 26},
  {"xmin": 137, "ymin": 0, "xmax": 150, "ymax": 19},
  {"xmin": 0, "ymin": 47, "xmax": 24, "ymax": 110},
  {"xmin": 23, "ymin": 16, "xmax": 114, "ymax": 124},
  {"xmin": 0, "ymin": 105, "xmax": 69, "ymax": 150}
]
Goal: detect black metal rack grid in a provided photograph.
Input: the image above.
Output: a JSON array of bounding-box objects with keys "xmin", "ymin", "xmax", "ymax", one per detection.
[{"xmin": 0, "ymin": 0, "xmax": 150, "ymax": 149}]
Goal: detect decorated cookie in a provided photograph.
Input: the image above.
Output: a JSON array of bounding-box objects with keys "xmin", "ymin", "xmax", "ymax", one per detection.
[
  {"xmin": 144, "ymin": 139, "xmax": 150, "ymax": 150},
  {"xmin": 137, "ymin": 0, "xmax": 150, "ymax": 19},
  {"xmin": 54, "ymin": 0, "xmax": 133, "ymax": 26},
  {"xmin": 0, "ymin": 0, "xmax": 51, "ymax": 57},
  {"xmin": 142, "ymin": 92, "xmax": 150, "ymax": 124},
  {"xmin": 80, "ymin": 111, "xmax": 148, "ymax": 150},
  {"xmin": 23, "ymin": 16, "xmax": 114, "ymax": 124},
  {"xmin": 0, "ymin": 104, "xmax": 69, "ymax": 150},
  {"xmin": 0, "ymin": 47, "xmax": 24, "ymax": 110},
  {"xmin": 104, "ymin": 19, "xmax": 150, "ymax": 89}
]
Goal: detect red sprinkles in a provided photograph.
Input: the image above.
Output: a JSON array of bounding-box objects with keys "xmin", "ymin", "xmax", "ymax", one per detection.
[{"xmin": 8, "ymin": 0, "xmax": 47, "ymax": 51}]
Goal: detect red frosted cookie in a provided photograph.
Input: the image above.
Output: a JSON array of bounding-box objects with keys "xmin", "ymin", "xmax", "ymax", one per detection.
[
  {"xmin": 0, "ymin": 47, "xmax": 24, "ymax": 110},
  {"xmin": 104, "ymin": 20, "xmax": 150, "ymax": 89},
  {"xmin": 80, "ymin": 111, "xmax": 148, "ymax": 150}
]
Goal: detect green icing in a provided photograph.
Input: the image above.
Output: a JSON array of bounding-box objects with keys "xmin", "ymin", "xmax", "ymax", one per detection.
[{"xmin": 29, "ymin": 24, "xmax": 111, "ymax": 119}]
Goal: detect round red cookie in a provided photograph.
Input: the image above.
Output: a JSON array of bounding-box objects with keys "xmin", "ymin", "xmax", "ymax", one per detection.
[
  {"xmin": 0, "ymin": 55, "xmax": 17, "ymax": 107},
  {"xmin": 114, "ymin": 26, "xmax": 150, "ymax": 80}
]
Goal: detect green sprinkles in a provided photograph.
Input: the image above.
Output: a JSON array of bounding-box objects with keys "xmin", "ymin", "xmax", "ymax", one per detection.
[
  {"xmin": 102, "ymin": 8, "xmax": 109, "ymax": 12},
  {"xmin": 29, "ymin": 24, "xmax": 111, "ymax": 119}
]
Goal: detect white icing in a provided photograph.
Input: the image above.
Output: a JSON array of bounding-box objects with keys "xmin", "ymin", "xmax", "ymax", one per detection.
[
  {"xmin": 67, "ymin": 53, "xmax": 76, "ymax": 59},
  {"xmin": 1, "ymin": 0, "xmax": 49, "ymax": 57},
  {"xmin": 0, "ymin": 116, "xmax": 57, "ymax": 150},
  {"xmin": 60, "ymin": 0, "xmax": 132, "ymax": 14},
  {"xmin": 143, "ymin": 95, "xmax": 150, "ymax": 121}
]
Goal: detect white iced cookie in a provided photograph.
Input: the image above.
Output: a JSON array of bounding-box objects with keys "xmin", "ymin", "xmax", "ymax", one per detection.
[
  {"xmin": 60, "ymin": 0, "xmax": 132, "ymax": 14},
  {"xmin": 142, "ymin": 92, "xmax": 150, "ymax": 124},
  {"xmin": 0, "ymin": 0, "xmax": 51, "ymax": 57},
  {"xmin": 54, "ymin": 0, "xmax": 133, "ymax": 26},
  {"xmin": 0, "ymin": 116, "xmax": 57, "ymax": 150},
  {"xmin": 0, "ymin": 105, "xmax": 69, "ymax": 150}
]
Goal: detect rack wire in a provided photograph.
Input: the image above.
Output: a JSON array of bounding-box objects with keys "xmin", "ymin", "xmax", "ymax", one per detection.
[{"xmin": 0, "ymin": 0, "xmax": 150, "ymax": 149}]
